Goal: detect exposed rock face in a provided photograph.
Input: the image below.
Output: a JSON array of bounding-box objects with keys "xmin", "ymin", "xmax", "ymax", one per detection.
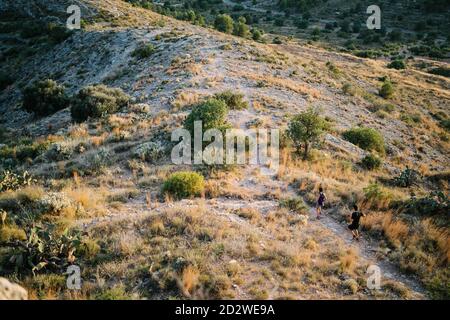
[{"xmin": 0, "ymin": 277, "xmax": 28, "ymax": 300}]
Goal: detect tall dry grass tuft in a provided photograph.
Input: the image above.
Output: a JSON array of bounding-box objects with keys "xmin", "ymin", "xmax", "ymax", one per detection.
[
  {"xmin": 382, "ymin": 213, "xmax": 409, "ymax": 247},
  {"xmin": 179, "ymin": 265, "xmax": 200, "ymax": 297},
  {"xmin": 339, "ymin": 248, "xmax": 358, "ymax": 274},
  {"xmin": 421, "ymin": 219, "xmax": 450, "ymax": 264}
]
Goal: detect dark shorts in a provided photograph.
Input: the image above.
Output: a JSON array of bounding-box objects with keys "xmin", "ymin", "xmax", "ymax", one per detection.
[{"xmin": 348, "ymin": 223, "xmax": 359, "ymax": 231}]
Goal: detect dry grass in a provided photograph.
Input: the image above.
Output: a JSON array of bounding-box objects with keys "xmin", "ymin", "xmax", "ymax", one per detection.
[
  {"xmin": 171, "ymin": 91, "xmax": 201, "ymax": 110},
  {"xmin": 64, "ymin": 186, "xmax": 106, "ymax": 216},
  {"xmin": 339, "ymin": 248, "xmax": 358, "ymax": 274},
  {"xmin": 179, "ymin": 265, "xmax": 200, "ymax": 297}
]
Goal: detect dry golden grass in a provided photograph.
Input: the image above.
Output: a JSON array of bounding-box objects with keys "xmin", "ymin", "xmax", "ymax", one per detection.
[
  {"xmin": 339, "ymin": 248, "xmax": 358, "ymax": 274},
  {"xmin": 421, "ymin": 219, "xmax": 450, "ymax": 264},
  {"xmin": 240, "ymin": 71, "xmax": 321, "ymax": 98},
  {"xmin": 68, "ymin": 124, "xmax": 89, "ymax": 139},
  {"xmin": 64, "ymin": 186, "xmax": 106, "ymax": 216},
  {"xmin": 180, "ymin": 265, "xmax": 200, "ymax": 297},
  {"xmin": 382, "ymin": 213, "xmax": 409, "ymax": 247},
  {"xmin": 90, "ymin": 133, "xmax": 108, "ymax": 147},
  {"xmin": 171, "ymin": 91, "xmax": 201, "ymax": 110}
]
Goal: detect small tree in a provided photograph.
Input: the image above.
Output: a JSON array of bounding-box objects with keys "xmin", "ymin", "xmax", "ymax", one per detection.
[
  {"xmin": 251, "ymin": 28, "xmax": 262, "ymax": 41},
  {"xmin": 184, "ymin": 98, "xmax": 229, "ymax": 135},
  {"xmin": 287, "ymin": 108, "xmax": 328, "ymax": 160},
  {"xmin": 233, "ymin": 17, "xmax": 250, "ymax": 38},
  {"xmin": 214, "ymin": 14, "xmax": 234, "ymax": 34}
]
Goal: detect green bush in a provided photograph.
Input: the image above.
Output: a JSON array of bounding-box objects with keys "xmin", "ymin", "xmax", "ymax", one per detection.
[
  {"xmin": 360, "ymin": 154, "xmax": 382, "ymax": 170},
  {"xmin": 214, "ymin": 14, "xmax": 234, "ymax": 34},
  {"xmin": 70, "ymin": 85, "xmax": 130, "ymax": 122},
  {"xmin": 379, "ymin": 81, "xmax": 394, "ymax": 99},
  {"xmin": 184, "ymin": 98, "xmax": 229, "ymax": 134},
  {"xmin": 162, "ymin": 171, "xmax": 205, "ymax": 199},
  {"xmin": 214, "ymin": 90, "xmax": 248, "ymax": 110},
  {"xmin": 22, "ymin": 79, "xmax": 69, "ymax": 117},
  {"xmin": 343, "ymin": 127, "xmax": 385, "ymax": 155},
  {"xmin": 251, "ymin": 28, "xmax": 262, "ymax": 41},
  {"xmin": 287, "ymin": 108, "xmax": 328, "ymax": 160},
  {"xmin": 387, "ymin": 60, "xmax": 406, "ymax": 70},
  {"xmin": 233, "ymin": 17, "xmax": 250, "ymax": 38},
  {"xmin": 131, "ymin": 43, "xmax": 156, "ymax": 59}
]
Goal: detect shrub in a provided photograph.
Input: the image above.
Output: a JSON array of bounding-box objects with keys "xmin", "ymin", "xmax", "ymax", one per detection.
[
  {"xmin": 342, "ymin": 83, "xmax": 356, "ymax": 95},
  {"xmin": 22, "ymin": 79, "xmax": 69, "ymax": 116},
  {"xmin": 379, "ymin": 81, "xmax": 394, "ymax": 99},
  {"xmin": 403, "ymin": 192, "xmax": 448, "ymax": 216},
  {"xmin": 46, "ymin": 23, "xmax": 72, "ymax": 43},
  {"xmin": 162, "ymin": 171, "xmax": 205, "ymax": 199},
  {"xmin": 429, "ymin": 67, "xmax": 450, "ymax": 78},
  {"xmin": 387, "ymin": 60, "xmax": 406, "ymax": 70},
  {"xmin": 70, "ymin": 85, "xmax": 130, "ymax": 122},
  {"xmin": 233, "ymin": 17, "xmax": 250, "ymax": 38},
  {"xmin": 272, "ymin": 37, "xmax": 283, "ymax": 44},
  {"xmin": 90, "ymin": 148, "xmax": 112, "ymax": 173},
  {"xmin": 132, "ymin": 141, "xmax": 165, "ymax": 163},
  {"xmin": 45, "ymin": 141, "xmax": 75, "ymax": 161},
  {"xmin": 131, "ymin": 43, "xmax": 156, "ymax": 59},
  {"xmin": 214, "ymin": 90, "xmax": 248, "ymax": 110},
  {"xmin": 184, "ymin": 98, "xmax": 229, "ymax": 135},
  {"xmin": 342, "ymin": 127, "xmax": 385, "ymax": 155},
  {"xmin": 394, "ymin": 167, "xmax": 420, "ymax": 187},
  {"xmin": 287, "ymin": 108, "xmax": 328, "ymax": 160},
  {"xmin": 214, "ymin": 14, "xmax": 234, "ymax": 34},
  {"xmin": 251, "ymin": 28, "xmax": 262, "ymax": 41},
  {"xmin": 0, "ymin": 170, "xmax": 35, "ymax": 192},
  {"xmin": 39, "ymin": 192, "xmax": 77, "ymax": 216},
  {"xmin": 279, "ymin": 197, "xmax": 307, "ymax": 214},
  {"xmin": 360, "ymin": 154, "xmax": 382, "ymax": 170}
]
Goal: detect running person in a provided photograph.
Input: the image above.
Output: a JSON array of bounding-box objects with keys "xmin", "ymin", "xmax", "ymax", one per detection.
[
  {"xmin": 316, "ymin": 187, "xmax": 326, "ymax": 219},
  {"xmin": 348, "ymin": 205, "xmax": 365, "ymax": 241}
]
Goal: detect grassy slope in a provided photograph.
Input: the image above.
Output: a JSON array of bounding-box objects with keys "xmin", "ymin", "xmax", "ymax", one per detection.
[{"xmin": 0, "ymin": 0, "xmax": 448, "ymax": 299}]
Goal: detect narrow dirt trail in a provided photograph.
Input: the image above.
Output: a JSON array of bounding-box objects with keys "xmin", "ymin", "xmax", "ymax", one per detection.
[{"xmin": 306, "ymin": 206, "xmax": 428, "ymax": 297}]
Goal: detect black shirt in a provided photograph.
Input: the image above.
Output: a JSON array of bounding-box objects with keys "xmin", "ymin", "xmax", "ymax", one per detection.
[{"xmin": 351, "ymin": 211, "xmax": 363, "ymax": 225}]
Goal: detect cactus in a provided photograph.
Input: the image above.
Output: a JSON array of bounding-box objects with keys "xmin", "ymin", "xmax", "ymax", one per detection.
[
  {"xmin": 394, "ymin": 167, "xmax": 420, "ymax": 187},
  {"xmin": 0, "ymin": 170, "xmax": 36, "ymax": 192},
  {"xmin": 5, "ymin": 223, "xmax": 82, "ymax": 274}
]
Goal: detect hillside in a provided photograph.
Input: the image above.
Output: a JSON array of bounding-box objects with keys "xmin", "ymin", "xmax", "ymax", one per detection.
[{"xmin": 0, "ymin": 0, "xmax": 448, "ymax": 300}]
